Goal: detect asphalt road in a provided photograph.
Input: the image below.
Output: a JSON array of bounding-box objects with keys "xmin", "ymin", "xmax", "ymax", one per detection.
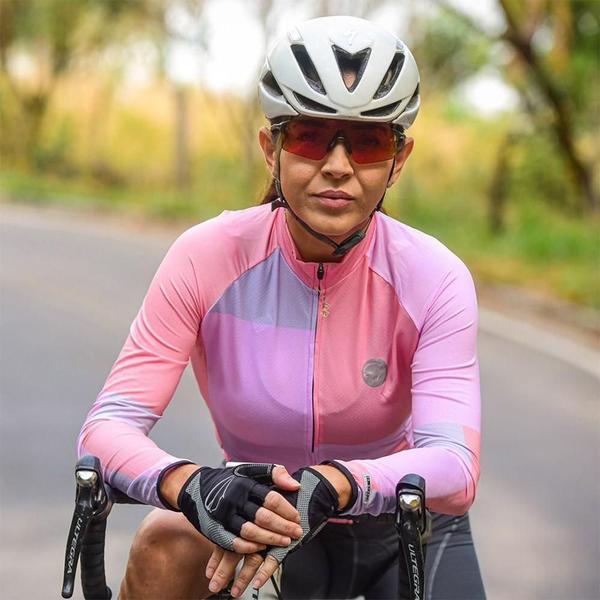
[{"xmin": 1, "ymin": 204, "xmax": 598, "ymax": 600}]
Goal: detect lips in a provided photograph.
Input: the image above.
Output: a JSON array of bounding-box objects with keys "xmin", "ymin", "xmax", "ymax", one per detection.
[
  {"xmin": 312, "ymin": 190, "xmax": 353, "ymax": 210},
  {"xmin": 314, "ymin": 190, "xmax": 353, "ymax": 200}
]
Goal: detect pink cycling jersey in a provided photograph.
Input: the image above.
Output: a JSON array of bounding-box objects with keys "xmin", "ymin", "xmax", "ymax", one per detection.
[{"xmin": 78, "ymin": 204, "xmax": 481, "ymax": 516}]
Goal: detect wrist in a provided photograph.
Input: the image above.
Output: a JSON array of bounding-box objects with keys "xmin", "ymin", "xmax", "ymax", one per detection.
[
  {"xmin": 158, "ymin": 463, "xmax": 201, "ymax": 510},
  {"xmin": 318, "ymin": 461, "xmax": 358, "ymax": 512},
  {"xmin": 311, "ymin": 465, "xmax": 352, "ymax": 511}
]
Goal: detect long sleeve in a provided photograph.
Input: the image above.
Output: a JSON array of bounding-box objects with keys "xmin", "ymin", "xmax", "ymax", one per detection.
[
  {"xmin": 338, "ymin": 260, "xmax": 481, "ymax": 516},
  {"xmin": 78, "ymin": 229, "xmax": 202, "ymax": 507}
]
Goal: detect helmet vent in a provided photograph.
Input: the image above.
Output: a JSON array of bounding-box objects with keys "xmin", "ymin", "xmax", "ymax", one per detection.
[
  {"xmin": 293, "ymin": 92, "xmax": 337, "ymax": 114},
  {"xmin": 332, "ymin": 46, "xmax": 371, "ymax": 92},
  {"xmin": 261, "ymin": 70, "xmax": 283, "ymax": 97},
  {"xmin": 373, "ymin": 52, "xmax": 405, "ymax": 99},
  {"xmin": 291, "ymin": 44, "xmax": 326, "ymax": 94},
  {"xmin": 361, "ymin": 101, "xmax": 401, "ymax": 118},
  {"xmin": 405, "ymin": 83, "xmax": 420, "ymax": 110}
]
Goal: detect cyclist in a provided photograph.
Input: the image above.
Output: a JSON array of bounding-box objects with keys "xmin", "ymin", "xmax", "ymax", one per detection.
[{"xmin": 78, "ymin": 16, "xmax": 485, "ymax": 599}]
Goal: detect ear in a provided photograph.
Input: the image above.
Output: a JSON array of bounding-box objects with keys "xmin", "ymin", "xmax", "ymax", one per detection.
[
  {"xmin": 387, "ymin": 137, "xmax": 414, "ymax": 188},
  {"xmin": 259, "ymin": 126, "xmax": 277, "ymax": 175}
]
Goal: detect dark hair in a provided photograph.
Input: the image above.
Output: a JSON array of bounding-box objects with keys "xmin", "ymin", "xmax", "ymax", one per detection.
[{"xmin": 259, "ymin": 178, "xmax": 279, "ymax": 205}]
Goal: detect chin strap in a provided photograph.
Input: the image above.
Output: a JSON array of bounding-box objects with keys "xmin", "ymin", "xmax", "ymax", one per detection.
[{"xmin": 272, "ymin": 153, "xmax": 396, "ymax": 258}]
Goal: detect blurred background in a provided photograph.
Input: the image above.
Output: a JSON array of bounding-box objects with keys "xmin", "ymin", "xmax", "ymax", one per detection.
[
  {"xmin": 1, "ymin": 0, "xmax": 598, "ymax": 306},
  {"xmin": 0, "ymin": 0, "xmax": 598, "ymax": 599}
]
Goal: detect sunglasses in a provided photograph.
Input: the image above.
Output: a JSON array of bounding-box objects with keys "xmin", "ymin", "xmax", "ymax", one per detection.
[{"xmin": 271, "ymin": 117, "xmax": 405, "ymax": 165}]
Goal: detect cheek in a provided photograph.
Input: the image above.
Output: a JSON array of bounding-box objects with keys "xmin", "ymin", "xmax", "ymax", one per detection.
[
  {"xmin": 279, "ymin": 155, "xmax": 318, "ymax": 198},
  {"xmin": 358, "ymin": 162, "xmax": 392, "ymax": 184},
  {"xmin": 356, "ymin": 164, "xmax": 392, "ymax": 199}
]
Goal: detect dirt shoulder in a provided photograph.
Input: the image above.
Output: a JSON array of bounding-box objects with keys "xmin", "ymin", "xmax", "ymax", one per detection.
[{"xmin": 477, "ymin": 283, "xmax": 599, "ymax": 351}]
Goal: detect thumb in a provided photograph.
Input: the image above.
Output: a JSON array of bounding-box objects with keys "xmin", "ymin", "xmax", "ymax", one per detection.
[{"xmin": 272, "ymin": 465, "xmax": 301, "ymax": 491}]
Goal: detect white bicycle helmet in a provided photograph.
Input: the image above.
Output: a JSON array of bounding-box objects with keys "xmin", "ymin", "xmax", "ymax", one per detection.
[{"xmin": 259, "ymin": 16, "xmax": 420, "ymax": 128}]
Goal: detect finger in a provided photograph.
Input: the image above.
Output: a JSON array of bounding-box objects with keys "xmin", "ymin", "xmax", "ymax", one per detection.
[
  {"xmin": 241, "ymin": 501, "xmax": 261, "ymax": 522},
  {"xmin": 234, "ymin": 463, "xmax": 277, "ymax": 485},
  {"xmin": 230, "ymin": 553, "xmax": 264, "ymax": 598},
  {"xmin": 229, "ymin": 514, "xmax": 247, "ymax": 536},
  {"xmin": 231, "ymin": 536, "xmax": 267, "ymax": 554},
  {"xmin": 240, "ymin": 521, "xmax": 292, "ymax": 547},
  {"xmin": 272, "ymin": 465, "xmax": 301, "ymax": 491},
  {"xmin": 252, "ymin": 555, "xmax": 281, "ymax": 590},
  {"xmin": 254, "ymin": 506, "xmax": 303, "ymax": 539},
  {"xmin": 263, "ymin": 489, "xmax": 301, "ymax": 523},
  {"xmin": 247, "ymin": 482, "xmax": 271, "ymax": 505},
  {"xmin": 208, "ymin": 551, "xmax": 240, "ymax": 595},
  {"xmin": 205, "ymin": 546, "xmax": 223, "ymax": 579}
]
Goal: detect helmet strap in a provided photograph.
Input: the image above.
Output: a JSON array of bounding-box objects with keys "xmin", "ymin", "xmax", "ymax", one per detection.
[{"xmin": 375, "ymin": 155, "xmax": 397, "ymax": 210}]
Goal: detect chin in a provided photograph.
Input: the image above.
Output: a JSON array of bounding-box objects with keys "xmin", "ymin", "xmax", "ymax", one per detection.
[{"xmin": 303, "ymin": 211, "xmax": 362, "ymax": 239}]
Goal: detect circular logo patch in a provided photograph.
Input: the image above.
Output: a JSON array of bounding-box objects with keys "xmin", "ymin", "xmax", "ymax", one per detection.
[{"xmin": 362, "ymin": 359, "xmax": 388, "ymax": 387}]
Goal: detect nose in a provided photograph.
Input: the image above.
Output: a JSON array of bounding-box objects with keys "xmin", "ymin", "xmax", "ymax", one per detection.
[{"xmin": 321, "ymin": 138, "xmax": 353, "ymax": 179}]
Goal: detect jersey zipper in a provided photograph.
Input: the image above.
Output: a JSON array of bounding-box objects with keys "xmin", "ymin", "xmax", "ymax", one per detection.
[{"xmin": 311, "ymin": 262, "xmax": 325, "ymax": 455}]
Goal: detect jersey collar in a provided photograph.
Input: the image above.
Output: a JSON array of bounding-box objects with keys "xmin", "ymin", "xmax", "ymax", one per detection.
[{"xmin": 275, "ymin": 206, "xmax": 377, "ymax": 289}]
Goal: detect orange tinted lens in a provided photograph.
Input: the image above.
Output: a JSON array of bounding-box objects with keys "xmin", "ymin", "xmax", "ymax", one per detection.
[
  {"xmin": 282, "ymin": 119, "xmax": 337, "ymax": 160},
  {"xmin": 282, "ymin": 119, "xmax": 396, "ymax": 164},
  {"xmin": 346, "ymin": 123, "xmax": 396, "ymax": 164}
]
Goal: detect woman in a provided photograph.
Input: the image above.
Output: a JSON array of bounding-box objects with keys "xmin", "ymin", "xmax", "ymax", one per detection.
[{"xmin": 78, "ymin": 16, "xmax": 485, "ymax": 599}]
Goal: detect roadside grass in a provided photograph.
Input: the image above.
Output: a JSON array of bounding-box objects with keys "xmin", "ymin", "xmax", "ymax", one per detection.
[
  {"xmin": 387, "ymin": 186, "xmax": 599, "ymax": 309},
  {"xmin": 1, "ymin": 166, "xmax": 598, "ymax": 309},
  {"xmin": 0, "ymin": 160, "xmax": 266, "ymax": 223}
]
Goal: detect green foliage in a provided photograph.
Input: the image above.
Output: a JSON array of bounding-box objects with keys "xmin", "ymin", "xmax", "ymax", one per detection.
[
  {"xmin": 33, "ymin": 116, "xmax": 75, "ymax": 174},
  {"xmin": 2, "ymin": 0, "xmax": 150, "ymax": 68},
  {"xmin": 509, "ymin": 131, "xmax": 581, "ymax": 212},
  {"xmin": 391, "ymin": 180, "xmax": 598, "ymax": 308},
  {"xmin": 410, "ymin": 9, "xmax": 491, "ymax": 91},
  {"xmin": 509, "ymin": 205, "xmax": 597, "ymax": 263},
  {"xmin": 563, "ymin": 1, "xmax": 600, "ymax": 116}
]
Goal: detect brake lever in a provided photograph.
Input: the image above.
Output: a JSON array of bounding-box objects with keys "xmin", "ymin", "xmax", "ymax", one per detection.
[
  {"xmin": 61, "ymin": 456, "xmax": 110, "ymax": 598},
  {"xmin": 395, "ymin": 474, "xmax": 430, "ymax": 600}
]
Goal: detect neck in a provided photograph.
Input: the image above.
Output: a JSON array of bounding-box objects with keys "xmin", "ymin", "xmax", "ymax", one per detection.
[{"xmin": 284, "ymin": 211, "xmax": 370, "ymax": 263}]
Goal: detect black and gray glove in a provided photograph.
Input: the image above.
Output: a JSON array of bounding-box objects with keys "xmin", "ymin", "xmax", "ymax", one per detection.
[
  {"xmin": 266, "ymin": 467, "xmax": 339, "ymax": 564},
  {"xmin": 177, "ymin": 463, "xmax": 276, "ymax": 551}
]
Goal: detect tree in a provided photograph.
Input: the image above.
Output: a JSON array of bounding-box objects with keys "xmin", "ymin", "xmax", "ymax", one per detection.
[
  {"xmin": 436, "ymin": 0, "xmax": 599, "ymax": 213},
  {"xmin": 0, "ymin": 0, "xmax": 163, "ymax": 167}
]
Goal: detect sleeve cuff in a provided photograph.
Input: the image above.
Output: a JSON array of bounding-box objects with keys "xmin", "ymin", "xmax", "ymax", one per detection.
[
  {"xmin": 320, "ymin": 460, "xmax": 358, "ymax": 513},
  {"xmin": 156, "ymin": 460, "xmax": 195, "ymax": 511}
]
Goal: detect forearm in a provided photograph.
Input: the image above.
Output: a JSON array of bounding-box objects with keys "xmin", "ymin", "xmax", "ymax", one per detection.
[
  {"xmin": 337, "ymin": 445, "xmax": 479, "ymax": 516},
  {"xmin": 78, "ymin": 418, "xmax": 191, "ymax": 508}
]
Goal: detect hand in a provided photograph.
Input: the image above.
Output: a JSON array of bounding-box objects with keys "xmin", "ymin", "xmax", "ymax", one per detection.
[
  {"xmin": 178, "ymin": 463, "xmax": 303, "ymax": 553},
  {"xmin": 202, "ymin": 464, "xmax": 354, "ymax": 593},
  {"xmin": 204, "ymin": 547, "xmax": 278, "ymax": 598},
  {"xmin": 201, "ymin": 465, "xmax": 302, "ymax": 595},
  {"xmin": 249, "ymin": 466, "xmax": 339, "ymax": 589}
]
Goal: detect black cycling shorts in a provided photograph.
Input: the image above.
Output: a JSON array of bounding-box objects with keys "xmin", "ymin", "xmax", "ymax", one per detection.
[{"xmin": 280, "ymin": 511, "xmax": 486, "ymax": 599}]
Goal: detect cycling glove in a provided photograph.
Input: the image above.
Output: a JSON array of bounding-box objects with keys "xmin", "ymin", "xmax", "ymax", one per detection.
[
  {"xmin": 178, "ymin": 463, "xmax": 275, "ymax": 551},
  {"xmin": 267, "ymin": 467, "xmax": 339, "ymax": 564}
]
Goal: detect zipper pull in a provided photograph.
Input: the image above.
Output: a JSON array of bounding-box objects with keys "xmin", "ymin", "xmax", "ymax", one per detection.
[{"xmin": 317, "ymin": 263, "xmax": 324, "ymax": 281}]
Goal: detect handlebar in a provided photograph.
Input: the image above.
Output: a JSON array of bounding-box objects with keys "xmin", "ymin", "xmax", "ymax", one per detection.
[{"xmin": 62, "ymin": 457, "xmax": 429, "ymax": 600}]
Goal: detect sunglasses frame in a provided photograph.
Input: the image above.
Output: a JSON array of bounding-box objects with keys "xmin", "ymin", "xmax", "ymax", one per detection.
[{"xmin": 271, "ymin": 117, "xmax": 406, "ymax": 165}]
